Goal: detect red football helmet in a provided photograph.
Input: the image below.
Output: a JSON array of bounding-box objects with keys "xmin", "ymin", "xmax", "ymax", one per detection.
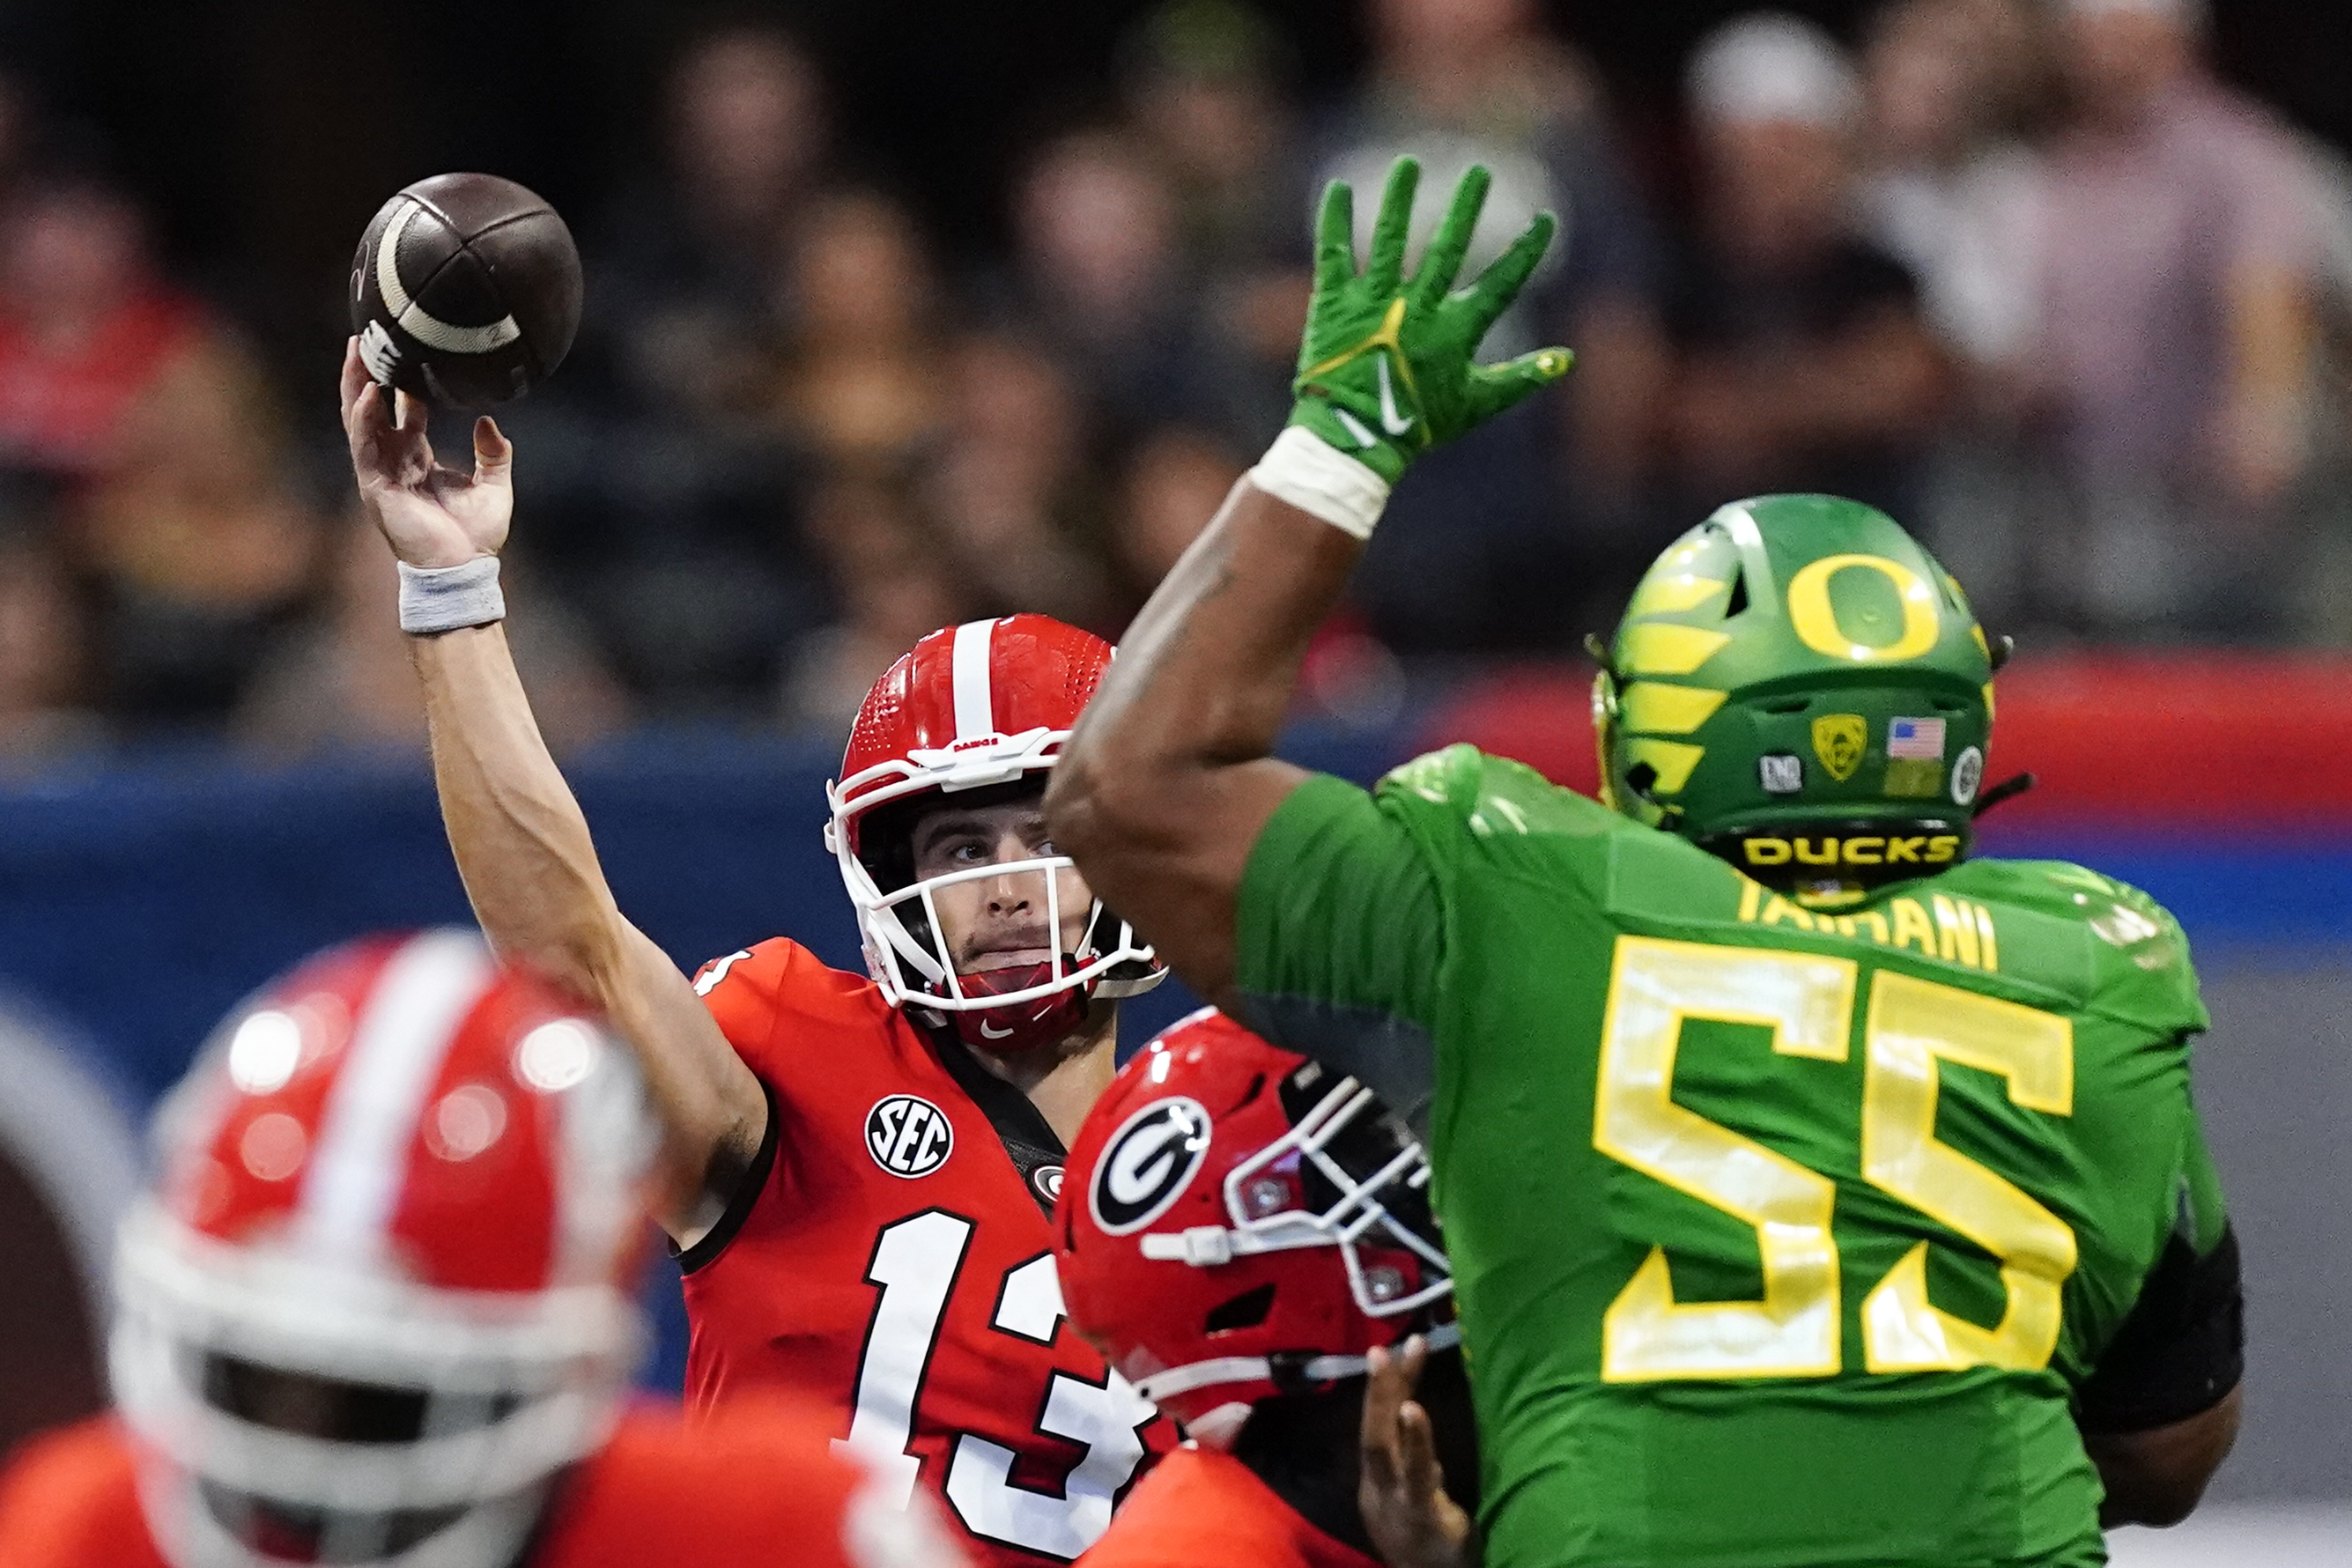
[
  {"xmin": 111, "ymin": 929, "xmax": 660, "ymax": 1568},
  {"xmin": 825, "ymin": 615, "xmax": 1163, "ymax": 1052},
  {"xmin": 1055, "ymin": 1010, "xmax": 1454, "ymax": 1450}
]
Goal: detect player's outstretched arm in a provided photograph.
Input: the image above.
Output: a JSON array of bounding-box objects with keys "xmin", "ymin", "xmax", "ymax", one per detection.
[
  {"xmin": 339, "ymin": 340, "xmax": 766, "ymax": 1239},
  {"xmin": 1049, "ymin": 159, "xmax": 1571, "ymax": 999}
]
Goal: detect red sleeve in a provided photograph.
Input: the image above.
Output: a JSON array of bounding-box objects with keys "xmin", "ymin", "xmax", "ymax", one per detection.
[
  {"xmin": 692, "ymin": 938, "xmax": 799, "ymax": 1054},
  {"xmin": 0, "ymin": 1419, "xmax": 166, "ymax": 1568}
]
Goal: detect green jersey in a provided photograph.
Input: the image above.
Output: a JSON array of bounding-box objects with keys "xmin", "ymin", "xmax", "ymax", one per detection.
[{"xmin": 1236, "ymin": 746, "xmax": 2224, "ymax": 1568}]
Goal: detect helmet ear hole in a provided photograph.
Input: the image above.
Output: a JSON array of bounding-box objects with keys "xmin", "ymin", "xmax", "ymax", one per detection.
[
  {"xmin": 1722, "ymin": 566, "xmax": 1749, "ymax": 618},
  {"xmin": 1205, "ymin": 1283, "xmax": 1276, "ymax": 1333},
  {"xmin": 1623, "ymin": 762, "xmax": 1659, "ymax": 798}
]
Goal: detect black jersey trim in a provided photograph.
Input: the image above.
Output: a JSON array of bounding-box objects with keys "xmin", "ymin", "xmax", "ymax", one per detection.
[
  {"xmin": 928, "ymin": 1027, "xmax": 1067, "ymax": 1217},
  {"xmin": 672, "ymin": 1076, "xmax": 781, "ymax": 1276},
  {"xmin": 2077, "ymin": 1222, "xmax": 2245, "ymax": 1434}
]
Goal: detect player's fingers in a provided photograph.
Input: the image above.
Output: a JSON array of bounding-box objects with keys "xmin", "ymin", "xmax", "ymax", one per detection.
[
  {"xmin": 348, "ymin": 382, "xmax": 397, "ymax": 481},
  {"xmin": 388, "ymin": 388, "xmax": 436, "ymax": 472},
  {"xmin": 338, "ymin": 337, "xmax": 368, "ymax": 432},
  {"xmin": 1468, "ymin": 347, "xmax": 1576, "ymax": 424},
  {"xmin": 1411, "ymin": 164, "xmax": 1490, "ymax": 305},
  {"xmin": 1465, "ymin": 211, "xmax": 1557, "ymax": 328},
  {"xmin": 1397, "ymin": 1401, "xmax": 1444, "ymax": 1499},
  {"xmin": 346, "ymin": 378, "xmax": 376, "ymax": 454},
  {"xmin": 1364, "ymin": 157, "xmax": 1419, "ymax": 296},
  {"xmin": 1359, "ymin": 1344, "xmax": 1409, "ymax": 1490},
  {"xmin": 473, "ymin": 417, "xmax": 513, "ymax": 487},
  {"xmin": 1313, "ymin": 179, "xmax": 1358, "ymax": 294}
]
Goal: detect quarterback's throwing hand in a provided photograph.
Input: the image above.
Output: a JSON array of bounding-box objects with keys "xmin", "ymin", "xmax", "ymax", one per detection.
[
  {"xmin": 1359, "ymin": 1337, "xmax": 1476, "ymax": 1568},
  {"xmin": 1291, "ymin": 158, "xmax": 1572, "ymax": 484},
  {"xmin": 340, "ymin": 335, "xmax": 513, "ymax": 570}
]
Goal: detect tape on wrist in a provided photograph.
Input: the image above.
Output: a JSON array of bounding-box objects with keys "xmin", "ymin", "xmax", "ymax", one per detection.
[
  {"xmin": 1248, "ymin": 425, "xmax": 1391, "ymax": 541},
  {"xmin": 397, "ymin": 557, "xmax": 505, "ymax": 635}
]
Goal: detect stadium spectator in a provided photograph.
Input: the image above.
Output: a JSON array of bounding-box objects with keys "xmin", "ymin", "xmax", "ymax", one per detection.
[
  {"xmin": 762, "ymin": 189, "xmax": 944, "ymax": 477},
  {"xmin": 1313, "ymin": 0, "xmax": 1668, "ymax": 650},
  {"xmin": 589, "ymin": 23, "xmax": 829, "ymax": 421},
  {"xmin": 1857, "ymin": 0, "xmax": 2047, "ymax": 372},
  {"xmin": 550, "ymin": 22, "xmax": 831, "ymax": 712},
  {"xmin": 69, "ymin": 322, "xmax": 322, "ymax": 725},
  {"xmin": 0, "ymin": 530, "xmax": 102, "ymax": 773},
  {"xmin": 1121, "ymin": 0, "xmax": 1297, "ymax": 277},
  {"xmin": 1118, "ymin": 1, "xmax": 1311, "ymax": 443},
  {"xmin": 2013, "ymin": 0, "xmax": 2325, "ymax": 636},
  {"xmin": 1110, "ymin": 423, "xmax": 1246, "ymax": 614},
  {"xmin": 780, "ymin": 474, "xmax": 969, "ymax": 730},
  {"xmin": 237, "ymin": 517, "xmax": 630, "ymax": 759},
  {"xmin": 1854, "ymin": 0, "xmax": 2052, "ymax": 624},
  {"xmin": 1001, "ymin": 128, "xmax": 1207, "ymax": 440},
  {"xmin": 921, "ymin": 331, "xmax": 1116, "ymax": 632},
  {"xmin": 0, "ymin": 180, "xmax": 212, "ymax": 479},
  {"xmin": 1663, "ymin": 13, "xmax": 1945, "ymax": 523}
]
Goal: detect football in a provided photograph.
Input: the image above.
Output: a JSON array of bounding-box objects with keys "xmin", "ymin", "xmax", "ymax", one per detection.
[{"xmin": 349, "ymin": 172, "xmax": 582, "ymax": 408}]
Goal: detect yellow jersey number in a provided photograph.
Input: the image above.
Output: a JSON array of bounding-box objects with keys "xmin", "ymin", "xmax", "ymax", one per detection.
[{"xmin": 1594, "ymin": 935, "xmax": 2077, "ymax": 1382}]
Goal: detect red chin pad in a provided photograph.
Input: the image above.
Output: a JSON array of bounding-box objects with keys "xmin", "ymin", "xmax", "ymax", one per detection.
[{"xmin": 942, "ymin": 961, "xmax": 1090, "ymax": 1053}]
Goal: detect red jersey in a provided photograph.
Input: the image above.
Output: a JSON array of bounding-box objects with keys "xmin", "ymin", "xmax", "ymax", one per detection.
[
  {"xmin": 685, "ymin": 938, "xmax": 1178, "ymax": 1567},
  {"xmin": 0, "ymin": 1401, "xmax": 963, "ymax": 1568},
  {"xmin": 1078, "ymin": 1446, "xmax": 1380, "ymax": 1568}
]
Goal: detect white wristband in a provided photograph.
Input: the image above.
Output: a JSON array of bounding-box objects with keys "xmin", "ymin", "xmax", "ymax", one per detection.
[
  {"xmin": 397, "ymin": 557, "xmax": 506, "ymax": 634},
  {"xmin": 1247, "ymin": 426, "xmax": 1392, "ymax": 542}
]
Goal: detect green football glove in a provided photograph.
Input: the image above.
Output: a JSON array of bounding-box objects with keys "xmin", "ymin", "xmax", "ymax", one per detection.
[{"xmin": 1289, "ymin": 158, "xmax": 1573, "ymax": 485}]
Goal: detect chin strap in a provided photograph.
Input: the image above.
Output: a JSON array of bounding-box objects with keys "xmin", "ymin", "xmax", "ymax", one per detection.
[
  {"xmin": 1973, "ymin": 771, "xmax": 2037, "ymax": 817},
  {"xmin": 1129, "ymin": 1323, "xmax": 1463, "ymax": 1405}
]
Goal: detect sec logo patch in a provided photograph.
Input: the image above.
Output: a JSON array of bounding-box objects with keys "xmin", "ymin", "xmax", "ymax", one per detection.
[
  {"xmin": 866, "ymin": 1095, "xmax": 954, "ymax": 1179},
  {"xmin": 1090, "ymin": 1098, "xmax": 1211, "ymax": 1235},
  {"xmin": 1032, "ymin": 1165, "xmax": 1064, "ymax": 1203}
]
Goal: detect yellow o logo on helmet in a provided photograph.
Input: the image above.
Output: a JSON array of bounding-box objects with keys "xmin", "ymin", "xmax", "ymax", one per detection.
[{"xmin": 1784, "ymin": 554, "xmax": 1941, "ymax": 663}]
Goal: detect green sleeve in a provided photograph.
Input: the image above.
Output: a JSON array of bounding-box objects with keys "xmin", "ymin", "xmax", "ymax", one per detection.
[
  {"xmin": 1235, "ymin": 772, "xmax": 1446, "ymax": 1117},
  {"xmin": 2174, "ymin": 1094, "xmax": 2230, "ymax": 1254}
]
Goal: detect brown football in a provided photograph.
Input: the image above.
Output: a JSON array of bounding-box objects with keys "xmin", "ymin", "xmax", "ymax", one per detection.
[{"xmin": 349, "ymin": 172, "xmax": 582, "ymax": 408}]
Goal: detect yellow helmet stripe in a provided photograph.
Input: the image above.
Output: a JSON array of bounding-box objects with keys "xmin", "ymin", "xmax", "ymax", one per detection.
[
  {"xmin": 1621, "ymin": 682, "xmax": 1727, "ymax": 736},
  {"xmin": 1621, "ymin": 623, "xmax": 1732, "ymax": 677}
]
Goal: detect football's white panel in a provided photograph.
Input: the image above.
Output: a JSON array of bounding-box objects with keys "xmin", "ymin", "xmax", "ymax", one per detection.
[{"xmin": 375, "ymin": 202, "xmax": 524, "ymax": 356}]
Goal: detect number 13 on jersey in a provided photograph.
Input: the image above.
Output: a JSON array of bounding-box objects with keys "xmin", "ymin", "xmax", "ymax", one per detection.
[
  {"xmin": 839, "ymin": 1210, "xmax": 1156, "ymax": 1560},
  {"xmin": 1594, "ymin": 935, "xmax": 2077, "ymax": 1382}
]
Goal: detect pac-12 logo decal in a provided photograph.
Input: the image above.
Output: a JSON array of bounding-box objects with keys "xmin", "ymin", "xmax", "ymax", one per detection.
[
  {"xmin": 867, "ymin": 1095, "xmax": 954, "ymax": 1179},
  {"xmin": 1090, "ymin": 1098, "xmax": 1211, "ymax": 1235},
  {"xmin": 1811, "ymin": 714, "xmax": 1868, "ymax": 782},
  {"xmin": 1032, "ymin": 1165, "xmax": 1064, "ymax": 1203}
]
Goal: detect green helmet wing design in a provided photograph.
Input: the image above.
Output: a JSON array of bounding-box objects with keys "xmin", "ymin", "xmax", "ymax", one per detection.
[{"xmin": 1596, "ymin": 494, "xmax": 1995, "ymax": 899}]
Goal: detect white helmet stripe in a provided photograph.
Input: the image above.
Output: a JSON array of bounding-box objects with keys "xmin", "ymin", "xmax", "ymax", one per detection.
[
  {"xmin": 950, "ymin": 618, "xmax": 997, "ymax": 740},
  {"xmin": 294, "ymin": 931, "xmax": 493, "ymax": 1268}
]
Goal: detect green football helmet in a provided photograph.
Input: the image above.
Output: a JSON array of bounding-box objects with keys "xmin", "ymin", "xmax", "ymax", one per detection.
[{"xmin": 1594, "ymin": 494, "xmax": 1998, "ymax": 905}]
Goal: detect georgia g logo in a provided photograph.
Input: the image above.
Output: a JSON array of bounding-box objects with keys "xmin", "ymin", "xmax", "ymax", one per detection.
[
  {"xmin": 1090, "ymin": 1098, "xmax": 1212, "ymax": 1235},
  {"xmin": 866, "ymin": 1095, "xmax": 954, "ymax": 1179}
]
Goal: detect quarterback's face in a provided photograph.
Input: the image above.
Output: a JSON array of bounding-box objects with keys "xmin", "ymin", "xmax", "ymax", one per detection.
[{"xmin": 910, "ymin": 797, "xmax": 1095, "ymax": 975}]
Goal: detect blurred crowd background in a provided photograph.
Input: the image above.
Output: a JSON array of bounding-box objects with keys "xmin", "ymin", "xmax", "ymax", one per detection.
[{"xmin": 0, "ymin": 0, "xmax": 2348, "ymax": 769}]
